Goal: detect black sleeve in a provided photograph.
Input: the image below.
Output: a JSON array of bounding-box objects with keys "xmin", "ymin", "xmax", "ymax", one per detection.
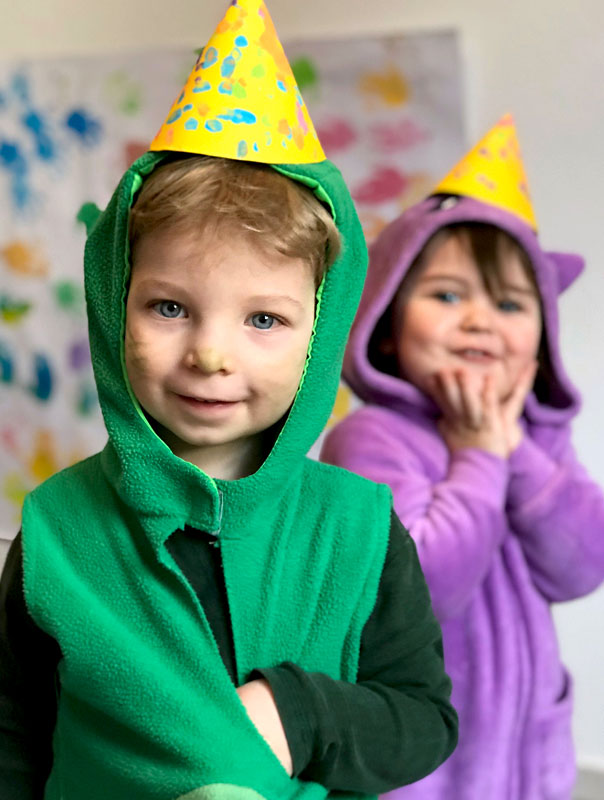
[
  {"xmin": 258, "ymin": 509, "xmax": 458, "ymax": 794},
  {"xmin": 0, "ymin": 533, "xmax": 60, "ymax": 800}
]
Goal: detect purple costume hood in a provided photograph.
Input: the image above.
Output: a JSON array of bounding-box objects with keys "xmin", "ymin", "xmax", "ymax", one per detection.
[
  {"xmin": 343, "ymin": 194, "xmax": 584, "ymax": 426},
  {"xmin": 322, "ymin": 195, "xmax": 604, "ymax": 800}
]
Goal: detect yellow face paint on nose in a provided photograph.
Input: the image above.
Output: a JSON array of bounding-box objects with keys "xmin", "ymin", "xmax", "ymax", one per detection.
[{"xmin": 194, "ymin": 347, "xmax": 225, "ymax": 373}]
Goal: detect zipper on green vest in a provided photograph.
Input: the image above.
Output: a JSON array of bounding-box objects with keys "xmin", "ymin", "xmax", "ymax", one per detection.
[{"xmin": 207, "ymin": 487, "xmax": 223, "ymax": 546}]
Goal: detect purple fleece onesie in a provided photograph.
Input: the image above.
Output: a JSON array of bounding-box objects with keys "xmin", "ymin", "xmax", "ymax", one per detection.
[{"xmin": 321, "ymin": 195, "xmax": 604, "ymax": 800}]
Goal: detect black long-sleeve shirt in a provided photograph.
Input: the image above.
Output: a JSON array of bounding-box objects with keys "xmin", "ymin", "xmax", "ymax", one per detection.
[{"xmin": 0, "ymin": 511, "xmax": 457, "ymax": 798}]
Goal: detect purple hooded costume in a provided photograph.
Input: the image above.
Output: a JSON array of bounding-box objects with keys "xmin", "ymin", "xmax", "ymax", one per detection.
[{"xmin": 321, "ymin": 194, "xmax": 604, "ymax": 800}]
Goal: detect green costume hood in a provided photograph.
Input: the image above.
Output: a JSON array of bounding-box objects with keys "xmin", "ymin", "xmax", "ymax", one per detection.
[
  {"xmin": 21, "ymin": 152, "xmax": 393, "ymax": 800},
  {"xmin": 83, "ymin": 152, "xmax": 369, "ymax": 535}
]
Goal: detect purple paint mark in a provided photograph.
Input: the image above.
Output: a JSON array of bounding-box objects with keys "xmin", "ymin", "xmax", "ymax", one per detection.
[
  {"xmin": 69, "ymin": 340, "xmax": 90, "ymax": 371},
  {"xmin": 65, "ymin": 110, "xmax": 102, "ymax": 146}
]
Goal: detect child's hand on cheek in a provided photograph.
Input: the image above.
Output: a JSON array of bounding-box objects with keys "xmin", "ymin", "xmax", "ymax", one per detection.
[
  {"xmin": 499, "ymin": 361, "xmax": 538, "ymax": 454},
  {"xmin": 429, "ymin": 369, "xmax": 509, "ymax": 458}
]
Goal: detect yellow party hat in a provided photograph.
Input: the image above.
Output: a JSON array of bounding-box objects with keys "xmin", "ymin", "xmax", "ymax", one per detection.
[
  {"xmin": 150, "ymin": 0, "xmax": 325, "ymax": 164},
  {"xmin": 433, "ymin": 114, "xmax": 537, "ymax": 231}
]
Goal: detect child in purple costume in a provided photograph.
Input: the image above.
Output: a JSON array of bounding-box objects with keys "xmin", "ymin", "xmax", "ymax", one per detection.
[{"xmin": 321, "ymin": 191, "xmax": 604, "ymax": 800}]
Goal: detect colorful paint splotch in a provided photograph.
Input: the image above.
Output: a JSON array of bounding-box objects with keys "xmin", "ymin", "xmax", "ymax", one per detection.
[
  {"xmin": 352, "ymin": 166, "xmax": 411, "ymax": 205},
  {"xmin": 370, "ymin": 118, "xmax": 429, "ymax": 152},
  {"xmin": 65, "ymin": 109, "xmax": 103, "ymax": 146},
  {"xmin": 1, "ymin": 241, "xmax": 49, "ymax": 277},
  {"xmin": 359, "ymin": 64, "xmax": 410, "ymax": 108},
  {"xmin": 315, "ymin": 119, "xmax": 358, "ymax": 154},
  {"xmin": 0, "ymin": 295, "xmax": 32, "ymax": 324}
]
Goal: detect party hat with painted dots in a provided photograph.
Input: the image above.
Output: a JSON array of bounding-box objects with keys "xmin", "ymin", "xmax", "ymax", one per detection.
[
  {"xmin": 432, "ymin": 113, "xmax": 538, "ymax": 231},
  {"xmin": 149, "ymin": 0, "xmax": 325, "ymax": 164}
]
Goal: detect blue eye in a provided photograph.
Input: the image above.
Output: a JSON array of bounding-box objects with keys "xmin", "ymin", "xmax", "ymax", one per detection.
[
  {"xmin": 250, "ymin": 313, "xmax": 277, "ymax": 330},
  {"xmin": 498, "ymin": 299, "xmax": 522, "ymax": 313},
  {"xmin": 434, "ymin": 291, "xmax": 460, "ymax": 304},
  {"xmin": 154, "ymin": 301, "xmax": 185, "ymax": 318}
]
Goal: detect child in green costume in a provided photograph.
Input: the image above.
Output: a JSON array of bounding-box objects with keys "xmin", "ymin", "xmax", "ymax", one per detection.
[{"xmin": 0, "ymin": 3, "xmax": 457, "ymax": 799}]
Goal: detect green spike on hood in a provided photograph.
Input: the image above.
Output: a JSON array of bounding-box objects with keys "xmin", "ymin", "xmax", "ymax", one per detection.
[{"xmin": 83, "ymin": 151, "xmax": 368, "ymax": 531}]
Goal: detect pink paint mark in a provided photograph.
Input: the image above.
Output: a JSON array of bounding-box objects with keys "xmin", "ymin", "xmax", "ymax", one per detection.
[
  {"xmin": 353, "ymin": 167, "xmax": 410, "ymax": 205},
  {"xmin": 124, "ymin": 141, "xmax": 148, "ymax": 169},
  {"xmin": 315, "ymin": 119, "xmax": 358, "ymax": 154},
  {"xmin": 477, "ymin": 174, "xmax": 496, "ymax": 191},
  {"xmin": 370, "ymin": 119, "xmax": 429, "ymax": 152}
]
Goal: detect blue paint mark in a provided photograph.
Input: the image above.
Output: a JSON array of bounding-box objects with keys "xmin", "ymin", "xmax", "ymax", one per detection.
[
  {"xmin": 221, "ymin": 56, "xmax": 236, "ymax": 78},
  {"xmin": 217, "ymin": 108, "xmax": 256, "ymax": 125},
  {"xmin": 205, "ymin": 119, "xmax": 223, "ymax": 133},
  {"xmin": 253, "ymin": 142, "xmax": 259, "ymax": 153},
  {"xmin": 65, "ymin": 110, "xmax": 102, "ymax": 146},
  {"xmin": 0, "ymin": 341, "xmax": 14, "ymax": 383},
  {"xmin": 237, "ymin": 140, "xmax": 248, "ymax": 158},
  {"xmin": 185, "ymin": 118, "xmax": 199, "ymax": 131},
  {"xmin": 22, "ymin": 110, "xmax": 56, "ymax": 161},
  {"xmin": 177, "ymin": 90, "xmax": 185, "ymax": 104},
  {"xmin": 235, "ymin": 35, "xmax": 248, "ymax": 47},
  {"xmin": 11, "ymin": 73, "xmax": 29, "ymax": 104},
  {"xmin": 77, "ymin": 382, "xmax": 98, "ymax": 416},
  {"xmin": 183, "ymin": 103, "xmax": 193, "ymax": 111},
  {"xmin": 29, "ymin": 354, "xmax": 52, "ymax": 402},
  {"xmin": 277, "ymin": 80, "xmax": 287, "ymax": 93},
  {"xmin": 193, "ymin": 82, "xmax": 211, "ymax": 93},
  {"xmin": 202, "ymin": 47, "xmax": 218, "ymax": 69},
  {"xmin": 0, "ymin": 140, "xmax": 31, "ymax": 210},
  {"xmin": 218, "ymin": 81, "xmax": 233, "ymax": 95},
  {"xmin": 166, "ymin": 109, "xmax": 182, "ymax": 124}
]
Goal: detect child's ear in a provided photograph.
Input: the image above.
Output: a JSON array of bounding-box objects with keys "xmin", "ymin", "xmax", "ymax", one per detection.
[{"xmin": 548, "ymin": 252, "xmax": 585, "ymax": 293}]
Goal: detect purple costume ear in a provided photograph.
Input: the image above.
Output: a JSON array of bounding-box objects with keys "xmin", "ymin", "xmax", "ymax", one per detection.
[{"xmin": 547, "ymin": 252, "xmax": 585, "ymax": 293}]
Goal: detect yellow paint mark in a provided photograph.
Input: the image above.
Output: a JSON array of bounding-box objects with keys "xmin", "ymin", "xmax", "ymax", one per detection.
[
  {"xmin": 1, "ymin": 241, "xmax": 49, "ymax": 277},
  {"xmin": 359, "ymin": 63, "xmax": 410, "ymax": 108}
]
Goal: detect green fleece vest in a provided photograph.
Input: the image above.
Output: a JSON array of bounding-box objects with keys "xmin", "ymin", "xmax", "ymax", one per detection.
[{"xmin": 21, "ymin": 153, "xmax": 393, "ymax": 800}]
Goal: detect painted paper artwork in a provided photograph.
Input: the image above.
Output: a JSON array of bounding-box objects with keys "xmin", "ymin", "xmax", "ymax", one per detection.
[{"xmin": 0, "ymin": 31, "xmax": 463, "ymax": 538}]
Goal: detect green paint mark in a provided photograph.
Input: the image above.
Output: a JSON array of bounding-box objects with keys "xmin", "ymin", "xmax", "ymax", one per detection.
[
  {"xmin": 0, "ymin": 295, "xmax": 31, "ymax": 324},
  {"xmin": 54, "ymin": 281, "xmax": 85, "ymax": 313},
  {"xmin": 292, "ymin": 56, "xmax": 318, "ymax": 91},
  {"xmin": 251, "ymin": 64, "xmax": 265, "ymax": 78},
  {"xmin": 232, "ymin": 83, "xmax": 247, "ymax": 99}
]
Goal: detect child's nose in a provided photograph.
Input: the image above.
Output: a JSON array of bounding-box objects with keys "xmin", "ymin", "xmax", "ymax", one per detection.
[
  {"xmin": 185, "ymin": 346, "xmax": 233, "ymax": 374},
  {"xmin": 460, "ymin": 300, "xmax": 494, "ymax": 332}
]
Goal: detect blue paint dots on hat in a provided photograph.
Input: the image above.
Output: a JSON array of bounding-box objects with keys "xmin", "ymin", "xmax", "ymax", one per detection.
[
  {"xmin": 237, "ymin": 140, "xmax": 248, "ymax": 158},
  {"xmin": 205, "ymin": 119, "xmax": 223, "ymax": 133},
  {"xmin": 202, "ymin": 47, "xmax": 218, "ymax": 69},
  {"xmin": 221, "ymin": 56, "xmax": 236, "ymax": 79},
  {"xmin": 185, "ymin": 119, "xmax": 199, "ymax": 131}
]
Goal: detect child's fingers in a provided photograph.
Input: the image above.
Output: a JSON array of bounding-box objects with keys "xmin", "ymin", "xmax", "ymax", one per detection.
[
  {"xmin": 432, "ymin": 370, "xmax": 465, "ymax": 419},
  {"xmin": 457, "ymin": 371, "xmax": 485, "ymax": 429},
  {"xmin": 503, "ymin": 360, "xmax": 538, "ymax": 422}
]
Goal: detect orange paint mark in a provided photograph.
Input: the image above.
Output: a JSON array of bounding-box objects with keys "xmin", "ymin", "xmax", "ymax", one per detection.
[
  {"xmin": 259, "ymin": 11, "xmax": 289, "ymax": 74},
  {"xmin": 359, "ymin": 63, "xmax": 410, "ymax": 108},
  {"xmin": 1, "ymin": 241, "xmax": 49, "ymax": 277},
  {"xmin": 197, "ymin": 103, "xmax": 210, "ymax": 117},
  {"xmin": 293, "ymin": 127, "xmax": 305, "ymax": 150},
  {"xmin": 277, "ymin": 118, "xmax": 290, "ymax": 136}
]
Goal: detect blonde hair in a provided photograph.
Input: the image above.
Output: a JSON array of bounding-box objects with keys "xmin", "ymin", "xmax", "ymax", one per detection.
[{"xmin": 129, "ymin": 155, "xmax": 341, "ymax": 287}]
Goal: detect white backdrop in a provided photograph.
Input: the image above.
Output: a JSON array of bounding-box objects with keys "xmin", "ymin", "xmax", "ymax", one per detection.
[{"xmin": 2, "ymin": 0, "xmax": 604, "ymax": 772}]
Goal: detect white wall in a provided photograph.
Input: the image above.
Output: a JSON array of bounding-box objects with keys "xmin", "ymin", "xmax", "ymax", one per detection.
[{"xmin": 3, "ymin": 0, "xmax": 604, "ymax": 767}]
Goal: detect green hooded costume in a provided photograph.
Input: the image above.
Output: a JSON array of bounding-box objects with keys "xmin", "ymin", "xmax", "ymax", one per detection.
[{"xmin": 20, "ymin": 150, "xmax": 397, "ymax": 799}]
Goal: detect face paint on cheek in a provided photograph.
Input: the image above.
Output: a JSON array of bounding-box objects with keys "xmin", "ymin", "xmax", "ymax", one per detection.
[{"xmin": 124, "ymin": 324, "xmax": 156, "ymax": 375}]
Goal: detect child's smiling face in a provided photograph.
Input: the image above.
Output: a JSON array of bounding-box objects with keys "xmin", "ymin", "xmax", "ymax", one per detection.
[
  {"xmin": 393, "ymin": 233, "xmax": 542, "ymax": 402},
  {"xmin": 124, "ymin": 226, "xmax": 316, "ymax": 479}
]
